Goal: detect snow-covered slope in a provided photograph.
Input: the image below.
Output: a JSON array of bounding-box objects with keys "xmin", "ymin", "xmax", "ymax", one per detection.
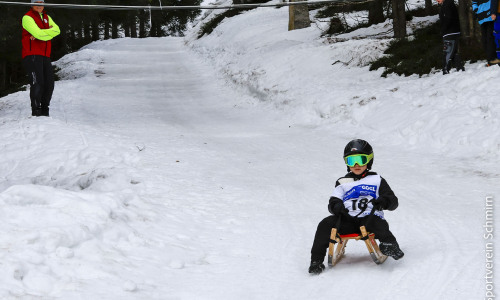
[{"xmin": 0, "ymin": 5, "xmax": 498, "ymax": 299}]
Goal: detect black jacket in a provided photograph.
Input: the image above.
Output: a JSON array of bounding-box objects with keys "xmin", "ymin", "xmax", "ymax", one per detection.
[{"xmin": 439, "ymin": 0, "xmax": 461, "ymax": 37}]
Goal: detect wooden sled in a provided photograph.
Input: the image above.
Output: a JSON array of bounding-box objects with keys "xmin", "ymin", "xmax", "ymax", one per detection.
[{"xmin": 328, "ymin": 225, "xmax": 388, "ymax": 267}]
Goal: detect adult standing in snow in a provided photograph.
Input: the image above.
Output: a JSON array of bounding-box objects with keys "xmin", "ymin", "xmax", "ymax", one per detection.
[
  {"xmin": 472, "ymin": 0, "xmax": 500, "ymax": 65},
  {"xmin": 437, "ymin": 0, "xmax": 465, "ymax": 74},
  {"xmin": 21, "ymin": 0, "xmax": 60, "ymax": 117}
]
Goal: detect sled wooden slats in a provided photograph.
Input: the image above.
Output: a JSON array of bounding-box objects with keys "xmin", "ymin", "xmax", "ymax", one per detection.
[
  {"xmin": 327, "ymin": 226, "xmax": 388, "ymax": 267},
  {"xmin": 360, "ymin": 225, "xmax": 388, "ymax": 265},
  {"xmin": 327, "ymin": 227, "xmax": 349, "ymax": 267},
  {"xmin": 327, "ymin": 228, "xmax": 338, "ymax": 266}
]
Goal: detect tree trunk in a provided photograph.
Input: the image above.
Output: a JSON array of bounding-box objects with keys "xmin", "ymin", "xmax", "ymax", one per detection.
[
  {"xmin": 92, "ymin": 19, "xmax": 100, "ymax": 41},
  {"xmin": 60, "ymin": 24, "xmax": 68, "ymax": 53},
  {"xmin": 150, "ymin": 14, "xmax": 157, "ymax": 37},
  {"xmin": 458, "ymin": 0, "xmax": 469, "ymax": 36},
  {"xmin": 288, "ymin": 0, "xmax": 311, "ymax": 31},
  {"xmin": 0, "ymin": 60, "xmax": 5, "ymax": 91},
  {"xmin": 0, "ymin": 7, "xmax": 6, "ymax": 92},
  {"xmin": 104, "ymin": 20, "xmax": 110, "ymax": 40},
  {"xmin": 84, "ymin": 20, "xmax": 91, "ymax": 44},
  {"xmin": 392, "ymin": 0, "xmax": 406, "ymax": 39},
  {"xmin": 124, "ymin": 24, "xmax": 130, "ymax": 37},
  {"xmin": 368, "ymin": 0, "xmax": 385, "ymax": 25},
  {"xmin": 75, "ymin": 22, "xmax": 82, "ymax": 41},
  {"xmin": 112, "ymin": 19, "xmax": 119, "ymax": 39},
  {"xmin": 67, "ymin": 24, "xmax": 74, "ymax": 50},
  {"xmin": 458, "ymin": 0, "xmax": 482, "ymax": 43},
  {"xmin": 124, "ymin": 14, "xmax": 131, "ymax": 37},
  {"xmin": 425, "ymin": 0, "xmax": 433, "ymax": 14},
  {"xmin": 131, "ymin": 14, "xmax": 138, "ymax": 38},
  {"xmin": 139, "ymin": 10, "xmax": 147, "ymax": 38}
]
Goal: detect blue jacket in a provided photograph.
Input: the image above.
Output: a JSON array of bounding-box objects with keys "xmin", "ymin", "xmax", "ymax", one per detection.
[{"xmin": 472, "ymin": 0, "xmax": 499, "ymax": 24}]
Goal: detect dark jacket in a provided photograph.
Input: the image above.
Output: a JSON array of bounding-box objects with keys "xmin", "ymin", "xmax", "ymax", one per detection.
[{"xmin": 439, "ymin": 0, "xmax": 461, "ymax": 37}]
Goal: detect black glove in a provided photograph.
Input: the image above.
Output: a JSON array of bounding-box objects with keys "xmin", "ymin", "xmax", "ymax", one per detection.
[
  {"xmin": 371, "ymin": 197, "xmax": 388, "ymax": 211},
  {"xmin": 328, "ymin": 199, "xmax": 347, "ymax": 215}
]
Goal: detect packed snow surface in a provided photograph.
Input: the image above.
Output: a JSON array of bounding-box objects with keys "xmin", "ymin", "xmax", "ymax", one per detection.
[{"xmin": 0, "ymin": 5, "xmax": 498, "ymax": 300}]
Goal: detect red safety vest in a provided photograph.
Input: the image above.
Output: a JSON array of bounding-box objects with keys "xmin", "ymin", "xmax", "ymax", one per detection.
[{"xmin": 21, "ymin": 9, "xmax": 52, "ymax": 59}]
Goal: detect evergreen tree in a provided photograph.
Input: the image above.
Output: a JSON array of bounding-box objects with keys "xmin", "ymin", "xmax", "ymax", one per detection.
[{"xmin": 0, "ymin": 4, "xmax": 25, "ymax": 96}]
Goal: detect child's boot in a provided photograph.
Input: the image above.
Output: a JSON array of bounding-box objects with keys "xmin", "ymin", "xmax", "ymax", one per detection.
[
  {"xmin": 379, "ymin": 241, "xmax": 404, "ymax": 260},
  {"xmin": 308, "ymin": 260, "xmax": 325, "ymax": 274}
]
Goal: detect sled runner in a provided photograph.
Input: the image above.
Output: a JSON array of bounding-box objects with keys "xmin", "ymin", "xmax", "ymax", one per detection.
[
  {"xmin": 327, "ymin": 224, "xmax": 388, "ymax": 267},
  {"xmin": 327, "ymin": 208, "xmax": 388, "ymax": 267}
]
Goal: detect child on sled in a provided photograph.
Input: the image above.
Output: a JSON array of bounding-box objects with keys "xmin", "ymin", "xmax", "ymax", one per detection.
[{"xmin": 309, "ymin": 139, "xmax": 404, "ymax": 275}]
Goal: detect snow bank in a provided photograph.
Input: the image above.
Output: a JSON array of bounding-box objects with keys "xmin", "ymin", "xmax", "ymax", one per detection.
[{"xmin": 187, "ymin": 7, "xmax": 499, "ymax": 163}]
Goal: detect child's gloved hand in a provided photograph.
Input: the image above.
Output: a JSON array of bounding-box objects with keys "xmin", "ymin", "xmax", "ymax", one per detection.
[
  {"xmin": 328, "ymin": 201, "xmax": 347, "ymax": 216},
  {"xmin": 371, "ymin": 197, "xmax": 388, "ymax": 211}
]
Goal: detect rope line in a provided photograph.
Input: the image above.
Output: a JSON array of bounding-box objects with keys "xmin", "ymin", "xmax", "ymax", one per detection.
[{"xmin": 0, "ymin": 0, "xmax": 371, "ymax": 10}]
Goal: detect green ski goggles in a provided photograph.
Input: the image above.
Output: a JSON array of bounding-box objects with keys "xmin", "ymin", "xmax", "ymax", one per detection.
[{"xmin": 344, "ymin": 153, "xmax": 373, "ymax": 167}]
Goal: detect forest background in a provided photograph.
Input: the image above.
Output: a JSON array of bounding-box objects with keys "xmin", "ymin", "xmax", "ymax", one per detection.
[{"xmin": 0, "ymin": 0, "xmax": 488, "ymax": 97}]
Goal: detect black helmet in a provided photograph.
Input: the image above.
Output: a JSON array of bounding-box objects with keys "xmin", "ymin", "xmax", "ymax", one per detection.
[{"xmin": 343, "ymin": 139, "xmax": 374, "ymax": 171}]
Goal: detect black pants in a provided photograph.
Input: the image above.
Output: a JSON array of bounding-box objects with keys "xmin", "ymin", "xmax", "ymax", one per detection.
[
  {"xmin": 310, "ymin": 214, "xmax": 396, "ymax": 261},
  {"xmin": 22, "ymin": 55, "xmax": 54, "ymax": 113},
  {"xmin": 443, "ymin": 35, "xmax": 464, "ymax": 73},
  {"xmin": 481, "ymin": 21, "xmax": 497, "ymax": 61}
]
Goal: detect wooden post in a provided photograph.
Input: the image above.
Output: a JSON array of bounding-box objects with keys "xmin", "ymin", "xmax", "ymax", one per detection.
[
  {"xmin": 391, "ymin": 0, "xmax": 406, "ymax": 39},
  {"xmin": 368, "ymin": 0, "xmax": 385, "ymax": 25},
  {"xmin": 288, "ymin": 0, "xmax": 311, "ymax": 31}
]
